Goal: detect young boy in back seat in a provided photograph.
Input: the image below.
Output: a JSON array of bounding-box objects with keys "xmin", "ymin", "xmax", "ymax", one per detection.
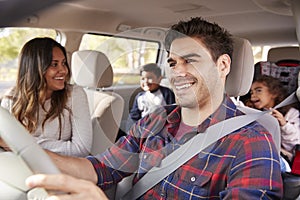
[{"xmin": 127, "ymin": 63, "xmax": 175, "ymax": 130}]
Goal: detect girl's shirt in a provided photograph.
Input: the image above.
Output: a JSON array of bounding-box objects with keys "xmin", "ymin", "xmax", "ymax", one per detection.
[{"xmin": 281, "ymin": 107, "xmax": 300, "ymax": 154}]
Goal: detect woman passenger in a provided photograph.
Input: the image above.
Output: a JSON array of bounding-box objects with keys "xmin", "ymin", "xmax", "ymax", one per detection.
[{"xmin": 0, "ymin": 37, "xmax": 92, "ymax": 157}]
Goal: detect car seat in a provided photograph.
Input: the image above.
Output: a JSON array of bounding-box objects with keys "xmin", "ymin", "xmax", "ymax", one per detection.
[
  {"xmin": 71, "ymin": 50, "xmax": 124, "ymax": 155},
  {"xmin": 255, "ymin": 46, "xmax": 300, "ymax": 95}
]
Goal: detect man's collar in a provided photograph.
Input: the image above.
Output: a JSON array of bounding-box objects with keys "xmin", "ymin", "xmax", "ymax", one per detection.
[{"xmin": 166, "ymin": 95, "xmax": 237, "ymax": 133}]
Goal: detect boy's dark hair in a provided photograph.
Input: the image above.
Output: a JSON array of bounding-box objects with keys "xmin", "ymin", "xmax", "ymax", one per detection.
[
  {"xmin": 164, "ymin": 17, "xmax": 233, "ymax": 63},
  {"xmin": 140, "ymin": 63, "xmax": 162, "ymax": 78}
]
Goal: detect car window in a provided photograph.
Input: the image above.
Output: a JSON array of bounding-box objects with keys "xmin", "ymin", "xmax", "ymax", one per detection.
[
  {"xmin": 0, "ymin": 27, "xmax": 58, "ymax": 97},
  {"xmin": 252, "ymin": 46, "xmax": 272, "ymax": 63},
  {"xmin": 79, "ymin": 33, "xmax": 160, "ymax": 86},
  {"xmin": 252, "ymin": 45, "xmax": 299, "ymax": 64}
]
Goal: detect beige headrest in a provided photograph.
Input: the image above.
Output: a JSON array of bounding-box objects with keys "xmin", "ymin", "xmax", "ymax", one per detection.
[
  {"xmin": 225, "ymin": 37, "xmax": 254, "ymax": 97},
  {"xmin": 267, "ymin": 46, "xmax": 300, "ymax": 62},
  {"xmin": 71, "ymin": 50, "xmax": 113, "ymax": 88}
]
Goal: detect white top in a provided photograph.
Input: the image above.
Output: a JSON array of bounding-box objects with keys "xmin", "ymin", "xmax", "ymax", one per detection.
[
  {"xmin": 281, "ymin": 107, "xmax": 300, "ymax": 153},
  {"xmin": 1, "ymin": 85, "xmax": 93, "ymax": 157},
  {"xmin": 137, "ymin": 90, "xmax": 166, "ymax": 118}
]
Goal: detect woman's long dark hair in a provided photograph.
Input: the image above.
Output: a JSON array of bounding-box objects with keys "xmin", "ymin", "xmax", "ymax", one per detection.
[{"xmin": 10, "ymin": 37, "xmax": 71, "ymax": 138}]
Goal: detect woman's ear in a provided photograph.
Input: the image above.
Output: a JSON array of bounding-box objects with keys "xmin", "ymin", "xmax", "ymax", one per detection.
[{"xmin": 217, "ymin": 54, "xmax": 231, "ymax": 78}]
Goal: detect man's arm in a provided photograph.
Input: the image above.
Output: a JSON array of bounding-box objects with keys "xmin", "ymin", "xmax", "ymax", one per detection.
[{"xmin": 47, "ymin": 150, "xmax": 98, "ymax": 184}]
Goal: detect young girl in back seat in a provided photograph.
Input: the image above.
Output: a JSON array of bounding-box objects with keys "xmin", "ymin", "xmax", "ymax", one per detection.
[{"xmin": 248, "ymin": 75, "xmax": 300, "ymax": 163}]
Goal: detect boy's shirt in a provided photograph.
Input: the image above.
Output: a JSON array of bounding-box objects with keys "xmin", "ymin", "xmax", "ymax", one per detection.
[
  {"xmin": 138, "ymin": 89, "xmax": 166, "ymax": 118},
  {"xmin": 129, "ymin": 85, "xmax": 175, "ymax": 122}
]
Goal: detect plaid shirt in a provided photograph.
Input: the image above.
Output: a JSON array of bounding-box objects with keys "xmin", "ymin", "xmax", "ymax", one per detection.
[{"xmin": 87, "ymin": 96, "xmax": 283, "ymax": 199}]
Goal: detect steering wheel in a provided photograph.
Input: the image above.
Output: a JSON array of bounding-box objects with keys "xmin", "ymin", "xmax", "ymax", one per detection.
[{"xmin": 0, "ymin": 106, "xmax": 61, "ymax": 200}]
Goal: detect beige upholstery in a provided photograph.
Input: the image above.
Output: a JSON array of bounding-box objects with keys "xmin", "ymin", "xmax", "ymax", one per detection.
[
  {"xmin": 226, "ymin": 37, "xmax": 254, "ymax": 97},
  {"xmin": 72, "ymin": 50, "xmax": 113, "ymax": 88},
  {"xmin": 72, "ymin": 50, "xmax": 124, "ymax": 155},
  {"xmin": 267, "ymin": 46, "xmax": 300, "ymax": 62}
]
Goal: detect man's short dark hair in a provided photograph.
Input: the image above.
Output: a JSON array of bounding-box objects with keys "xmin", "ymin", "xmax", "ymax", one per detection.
[
  {"xmin": 164, "ymin": 17, "xmax": 233, "ymax": 63},
  {"xmin": 140, "ymin": 63, "xmax": 162, "ymax": 78}
]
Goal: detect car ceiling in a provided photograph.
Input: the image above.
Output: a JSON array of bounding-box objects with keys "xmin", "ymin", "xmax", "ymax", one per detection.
[{"xmin": 0, "ymin": 0, "xmax": 299, "ymax": 46}]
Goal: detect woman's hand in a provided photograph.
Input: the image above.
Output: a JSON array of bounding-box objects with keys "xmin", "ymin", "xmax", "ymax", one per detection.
[{"xmin": 26, "ymin": 174, "xmax": 108, "ymax": 200}]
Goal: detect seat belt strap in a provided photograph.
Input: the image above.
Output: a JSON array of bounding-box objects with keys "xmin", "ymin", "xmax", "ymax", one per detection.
[{"xmin": 121, "ymin": 92, "xmax": 298, "ymax": 200}]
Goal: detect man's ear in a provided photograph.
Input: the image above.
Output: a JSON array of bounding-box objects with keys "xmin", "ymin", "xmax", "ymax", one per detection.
[{"xmin": 217, "ymin": 54, "xmax": 231, "ymax": 78}]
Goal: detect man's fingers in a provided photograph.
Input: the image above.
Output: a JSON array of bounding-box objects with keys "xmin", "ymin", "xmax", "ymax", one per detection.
[
  {"xmin": 26, "ymin": 174, "xmax": 109, "ymax": 200},
  {"xmin": 26, "ymin": 174, "xmax": 81, "ymax": 193}
]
